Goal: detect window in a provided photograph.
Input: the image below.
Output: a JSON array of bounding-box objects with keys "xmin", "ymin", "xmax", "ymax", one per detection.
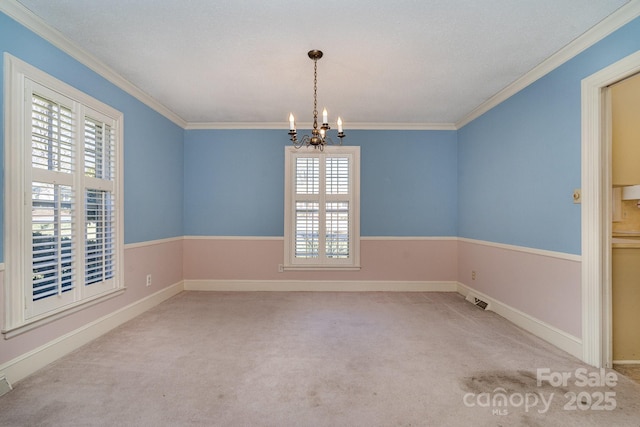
[
  {"xmin": 284, "ymin": 146, "xmax": 360, "ymax": 270},
  {"xmin": 3, "ymin": 54, "xmax": 123, "ymax": 335}
]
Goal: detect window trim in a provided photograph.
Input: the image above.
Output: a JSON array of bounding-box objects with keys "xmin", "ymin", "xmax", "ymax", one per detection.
[
  {"xmin": 284, "ymin": 145, "xmax": 360, "ymax": 271},
  {"xmin": 3, "ymin": 53, "xmax": 125, "ymax": 337}
]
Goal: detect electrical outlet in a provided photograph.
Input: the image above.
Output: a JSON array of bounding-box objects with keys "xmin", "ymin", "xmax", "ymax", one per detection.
[
  {"xmin": 471, "ymin": 271, "xmax": 476, "ymax": 280},
  {"xmin": 146, "ymin": 274, "xmax": 152, "ymax": 287}
]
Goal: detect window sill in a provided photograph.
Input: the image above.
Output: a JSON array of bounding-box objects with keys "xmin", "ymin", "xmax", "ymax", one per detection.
[{"xmin": 2, "ymin": 288, "xmax": 126, "ymax": 339}]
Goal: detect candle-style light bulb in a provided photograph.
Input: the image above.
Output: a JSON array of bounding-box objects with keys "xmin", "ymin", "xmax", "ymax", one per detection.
[
  {"xmin": 289, "ymin": 113, "xmax": 295, "ymax": 131},
  {"xmin": 322, "ymin": 108, "xmax": 328, "ymax": 124},
  {"xmin": 337, "ymin": 117, "xmax": 343, "ymax": 133}
]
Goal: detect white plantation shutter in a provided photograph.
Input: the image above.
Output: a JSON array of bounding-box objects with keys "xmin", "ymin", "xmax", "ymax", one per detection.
[
  {"xmin": 4, "ymin": 54, "xmax": 124, "ymax": 331},
  {"xmin": 285, "ymin": 146, "xmax": 360, "ymax": 269},
  {"xmin": 325, "ymin": 157, "xmax": 350, "ymax": 259},
  {"xmin": 29, "ymin": 92, "xmax": 78, "ymax": 315},
  {"xmin": 326, "ymin": 157, "xmax": 349, "ymax": 194},
  {"xmin": 31, "ymin": 94, "xmax": 74, "ymax": 173},
  {"xmin": 295, "ymin": 201, "xmax": 319, "ymax": 258},
  {"xmin": 294, "ymin": 157, "xmax": 320, "ymax": 258},
  {"xmin": 295, "ymin": 157, "xmax": 319, "ymax": 195},
  {"xmin": 84, "ymin": 117, "xmax": 115, "ymax": 180},
  {"xmin": 85, "ymin": 189, "xmax": 116, "ymax": 286},
  {"xmin": 325, "ymin": 201, "xmax": 349, "ymax": 258},
  {"xmin": 83, "ymin": 116, "xmax": 116, "ymax": 292},
  {"xmin": 28, "ymin": 91, "xmax": 121, "ymax": 316},
  {"xmin": 31, "ymin": 182, "xmax": 75, "ymax": 300}
]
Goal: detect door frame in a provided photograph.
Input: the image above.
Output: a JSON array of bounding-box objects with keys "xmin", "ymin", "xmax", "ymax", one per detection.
[{"xmin": 581, "ymin": 50, "xmax": 640, "ymax": 368}]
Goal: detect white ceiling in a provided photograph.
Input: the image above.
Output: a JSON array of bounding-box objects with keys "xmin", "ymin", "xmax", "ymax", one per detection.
[{"xmin": 12, "ymin": 0, "xmax": 631, "ymax": 127}]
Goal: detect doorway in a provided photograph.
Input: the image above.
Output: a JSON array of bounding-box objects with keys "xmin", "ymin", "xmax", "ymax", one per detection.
[
  {"xmin": 610, "ymin": 72, "xmax": 640, "ymax": 383},
  {"xmin": 581, "ymin": 50, "xmax": 640, "ymax": 369}
]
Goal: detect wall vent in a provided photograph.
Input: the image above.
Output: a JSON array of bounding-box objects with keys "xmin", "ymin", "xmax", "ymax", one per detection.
[
  {"xmin": 465, "ymin": 293, "xmax": 491, "ymax": 311},
  {"xmin": 0, "ymin": 375, "xmax": 12, "ymax": 398}
]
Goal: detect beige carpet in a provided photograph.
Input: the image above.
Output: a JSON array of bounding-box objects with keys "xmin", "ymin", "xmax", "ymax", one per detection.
[
  {"xmin": 1, "ymin": 291, "xmax": 640, "ymax": 426},
  {"xmin": 615, "ymin": 365, "xmax": 640, "ymax": 384}
]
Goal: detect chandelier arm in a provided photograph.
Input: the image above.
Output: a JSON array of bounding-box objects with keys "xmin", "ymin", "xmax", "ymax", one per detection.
[
  {"xmin": 322, "ymin": 136, "xmax": 342, "ymax": 147},
  {"xmin": 299, "ymin": 134, "xmax": 310, "ymax": 148}
]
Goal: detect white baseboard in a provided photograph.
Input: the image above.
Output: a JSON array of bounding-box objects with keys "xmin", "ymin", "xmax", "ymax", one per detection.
[
  {"xmin": 0, "ymin": 281, "xmax": 184, "ymax": 386},
  {"xmin": 184, "ymin": 280, "xmax": 458, "ymax": 292},
  {"xmin": 0, "ymin": 375, "xmax": 11, "ymax": 397},
  {"xmin": 613, "ymin": 360, "xmax": 640, "ymax": 365},
  {"xmin": 456, "ymin": 282, "xmax": 583, "ymax": 360}
]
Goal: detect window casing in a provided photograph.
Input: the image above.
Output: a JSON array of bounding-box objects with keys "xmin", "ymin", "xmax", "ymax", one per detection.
[
  {"xmin": 284, "ymin": 146, "xmax": 360, "ymax": 270},
  {"xmin": 3, "ymin": 54, "xmax": 124, "ymax": 335}
]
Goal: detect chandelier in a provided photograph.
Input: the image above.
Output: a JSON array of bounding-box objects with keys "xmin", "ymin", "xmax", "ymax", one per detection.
[{"xmin": 288, "ymin": 50, "xmax": 345, "ymax": 150}]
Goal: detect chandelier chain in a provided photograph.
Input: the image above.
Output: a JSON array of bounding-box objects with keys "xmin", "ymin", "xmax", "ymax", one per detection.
[{"xmin": 313, "ymin": 59, "xmax": 318, "ymax": 128}]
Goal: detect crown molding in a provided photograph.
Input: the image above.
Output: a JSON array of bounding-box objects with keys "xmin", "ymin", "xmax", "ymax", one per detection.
[
  {"xmin": 185, "ymin": 121, "xmax": 457, "ymax": 131},
  {"xmin": 312, "ymin": 122, "xmax": 457, "ymax": 131},
  {"xmin": 0, "ymin": 0, "xmax": 188, "ymax": 128},
  {"xmin": 185, "ymin": 122, "xmax": 286, "ymax": 130},
  {"xmin": 455, "ymin": 0, "xmax": 640, "ymax": 129}
]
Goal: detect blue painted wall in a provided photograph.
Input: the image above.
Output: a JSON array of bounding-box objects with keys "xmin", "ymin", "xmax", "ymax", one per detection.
[
  {"xmin": 356, "ymin": 130, "xmax": 458, "ymax": 236},
  {"xmin": 4, "ymin": 9, "xmax": 640, "ymax": 261},
  {"xmin": 183, "ymin": 129, "xmax": 458, "ymax": 237},
  {"xmin": 183, "ymin": 130, "xmax": 286, "ymax": 236},
  {"xmin": 0, "ymin": 11, "xmax": 185, "ymax": 261},
  {"xmin": 458, "ymin": 16, "xmax": 640, "ymax": 255}
]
